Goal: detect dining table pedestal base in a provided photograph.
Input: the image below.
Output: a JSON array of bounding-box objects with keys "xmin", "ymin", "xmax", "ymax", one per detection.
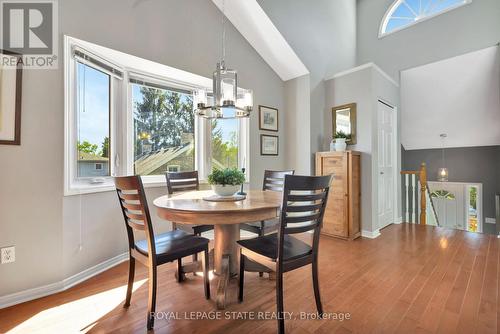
[
  {"xmin": 174, "ymin": 228, "xmax": 275, "ymax": 309},
  {"xmin": 214, "ymin": 224, "xmax": 240, "ymax": 275},
  {"xmin": 214, "ymin": 224, "xmax": 239, "ymax": 309}
]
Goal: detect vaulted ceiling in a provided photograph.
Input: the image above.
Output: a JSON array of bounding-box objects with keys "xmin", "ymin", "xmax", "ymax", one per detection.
[
  {"xmin": 401, "ymin": 45, "xmax": 500, "ymax": 150},
  {"xmin": 256, "ymin": 0, "xmax": 356, "ymax": 80},
  {"xmin": 210, "ymin": 0, "xmax": 356, "ymax": 82},
  {"xmin": 210, "ymin": 0, "xmax": 308, "ymax": 81}
]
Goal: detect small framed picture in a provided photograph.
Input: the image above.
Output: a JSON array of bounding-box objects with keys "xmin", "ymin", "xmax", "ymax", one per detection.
[
  {"xmin": 259, "ymin": 105, "xmax": 278, "ymax": 132},
  {"xmin": 0, "ymin": 50, "xmax": 23, "ymax": 145},
  {"xmin": 260, "ymin": 134, "xmax": 279, "ymax": 156}
]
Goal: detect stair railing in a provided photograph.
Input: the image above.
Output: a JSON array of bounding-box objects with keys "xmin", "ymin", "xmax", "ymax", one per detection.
[{"xmin": 401, "ymin": 163, "xmax": 427, "ymax": 224}]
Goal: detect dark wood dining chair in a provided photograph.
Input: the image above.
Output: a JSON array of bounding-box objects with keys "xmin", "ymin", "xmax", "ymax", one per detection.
[
  {"xmin": 166, "ymin": 171, "xmax": 214, "ymax": 275},
  {"xmin": 240, "ymin": 170, "xmax": 295, "ymax": 237},
  {"xmin": 115, "ymin": 175, "xmax": 210, "ymax": 330},
  {"xmin": 238, "ymin": 174, "xmax": 333, "ymax": 334},
  {"xmin": 165, "ymin": 171, "xmax": 214, "ymax": 236}
]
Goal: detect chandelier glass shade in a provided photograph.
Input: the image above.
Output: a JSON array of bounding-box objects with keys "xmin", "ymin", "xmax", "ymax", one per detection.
[
  {"xmin": 437, "ymin": 167, "xmax": 449, "ymax": 182},
  {"xmin": 194, "ymin": 0, "xmax": 253, "ymax": 119},
  {"xmin": 194, "ymin": 63, "xmax": 253, "ymax": 119}
]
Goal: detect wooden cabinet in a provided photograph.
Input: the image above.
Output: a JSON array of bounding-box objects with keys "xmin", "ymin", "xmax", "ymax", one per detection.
[{"xmin": 315, "ymin": 151, "xmax": 361, "ymax": 240}]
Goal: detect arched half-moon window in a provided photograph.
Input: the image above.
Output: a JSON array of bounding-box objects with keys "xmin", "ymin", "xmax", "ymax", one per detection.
[{"xmin": 379, "ymin": 0, "xmax": 472, "ymax": 38}]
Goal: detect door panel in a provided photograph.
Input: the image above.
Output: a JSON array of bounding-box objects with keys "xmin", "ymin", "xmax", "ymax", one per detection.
[
  {"xmin": 378, "ymin": 101, "xmax": 395, "ymax": 230},
  {"xmin": 321, "ymin": 156, "xmax": 348, "ymax": 237}
]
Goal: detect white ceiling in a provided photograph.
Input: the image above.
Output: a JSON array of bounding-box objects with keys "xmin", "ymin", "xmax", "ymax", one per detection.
[
  {"xmin": 256, "ymin": 0, "xmax": 356, "ymax": 80},
  {"xmin": 401, "ymin": 45, "xmax": 500, "ymax": 150},
  {"xmin": 211, "ymin": 0, "xmax": 309, "ymax": 81}
]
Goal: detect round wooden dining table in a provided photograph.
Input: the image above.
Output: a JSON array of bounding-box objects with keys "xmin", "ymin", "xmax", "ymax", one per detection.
[{"xmin": 153, "ymin": 189, "xmax": 282, "ymax": 309}]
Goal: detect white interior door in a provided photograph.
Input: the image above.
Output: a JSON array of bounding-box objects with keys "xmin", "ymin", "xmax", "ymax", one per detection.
[{"xmin": 377, "ymin": 100, "xmax": 395, "ymax": 230}]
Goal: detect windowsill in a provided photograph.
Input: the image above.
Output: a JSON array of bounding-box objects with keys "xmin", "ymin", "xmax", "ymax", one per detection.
[
  {"xmin": 64, "ymin": 176, "xmax": 251, "ymax": 196},
  {"xmin": 64, "ymin": 181, "xmax": 116, "ymax": 196}
]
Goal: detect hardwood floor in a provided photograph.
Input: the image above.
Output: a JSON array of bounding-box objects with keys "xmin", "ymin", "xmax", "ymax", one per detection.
[{"xmin": 1, "ymin": 223, "xmax": 499, "ymax": 333}]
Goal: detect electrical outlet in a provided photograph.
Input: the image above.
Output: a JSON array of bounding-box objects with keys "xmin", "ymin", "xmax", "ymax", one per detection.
[{"xmin": 1, "ymin": 246, "xmax": 15, "ymax": 264}]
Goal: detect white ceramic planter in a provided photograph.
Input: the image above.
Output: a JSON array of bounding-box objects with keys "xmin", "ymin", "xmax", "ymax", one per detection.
[
  {"xmin": 329, "ymin": 140, "xmax": 335, "ymax": 151},
  {"xmin": 335, "ymin": 138, "xmax": 347, "ymax": 152},
  {"xmin": 211, "ymin": 184, "xmax": 241, "ymax": 197}
]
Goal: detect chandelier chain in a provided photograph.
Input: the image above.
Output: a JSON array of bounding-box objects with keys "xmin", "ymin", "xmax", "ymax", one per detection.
[
  {"xmin": 440, "ymin": 134, "xmax": 446, "ymax": 167},
  {"xmin": 221, "ymin": 0, "xmax": 226, "ymax": 65}
]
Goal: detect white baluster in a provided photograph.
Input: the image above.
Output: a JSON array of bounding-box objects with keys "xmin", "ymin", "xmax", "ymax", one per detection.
[
  {"xmin": 405, "ymin": 174, "xmax": 409, "ymax": 223},
  {"xmin": 412, "ymin": 174, "xmax": 416, "ymax": 223}
]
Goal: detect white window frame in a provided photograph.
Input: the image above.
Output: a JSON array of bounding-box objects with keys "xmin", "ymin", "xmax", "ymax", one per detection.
[
  {"xmin": 64, "ymin": 36, "xmax": 250, "ymax": 195},
  {"xmin": 127, "ymin": 73, "xmax": 249, "ymax": 185},
  {"xmin": 126, "ymin": 73, "xmax": 201, "ymax": 186},
  {"xmin": 379, "ymin": 0, "xmax": 472, "ymax": 38},
  {"xmin": 64, "ymin": 37, "xmax": 122, "ymax": 195}
]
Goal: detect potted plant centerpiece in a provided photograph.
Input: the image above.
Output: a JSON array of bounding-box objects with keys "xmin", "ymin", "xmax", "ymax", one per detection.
[
  {"xmin": 208, "ymin": 168, "xmax": 246, "ymax": 197},
  {"xmin": 334, "ymin": 130, "xmax": 351, "ymax": 152}
]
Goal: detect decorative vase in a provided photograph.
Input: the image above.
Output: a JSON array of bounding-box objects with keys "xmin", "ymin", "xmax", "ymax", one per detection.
[
  {"xmin": 329, "ymin": 139, "xmax": 335, "ymax": 151},
  {"xmin": 211, "ymin": 184, "xmax": 241, "ymax": 197},
  {"xmin": 335, "ymin": 138, "xmax": 347, "ymax": 152}
]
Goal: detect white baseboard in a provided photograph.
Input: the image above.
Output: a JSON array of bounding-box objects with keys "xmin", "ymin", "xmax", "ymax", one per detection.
[
  {"xmin": 361, "ymin": 229, "xmax": 381, "ymax": 239},
  {"xmin": 394, "ymin": 217, "xmax": 403, "ymax": 224},
  {"xmin": 485, "ymin": 217, "xmax": 496, "ymax": 224},
  {"xmin": 0, "ymin": 252, "xmax": 128, "ymax": 309}
]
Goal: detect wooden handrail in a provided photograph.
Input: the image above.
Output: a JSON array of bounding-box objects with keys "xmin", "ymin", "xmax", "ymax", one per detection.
[
  {"xmin": 400, "ymin": 162, "xmax": 427, "ymax": 225},
  {"xmin": 419, "ymin": 163, "xmax": 427, "ymax": 225}
]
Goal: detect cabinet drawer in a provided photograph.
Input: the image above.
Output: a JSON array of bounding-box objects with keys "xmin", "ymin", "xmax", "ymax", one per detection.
[{"xmin": 321, "ymin": 157, "xmax": 344, "ymax": 175}]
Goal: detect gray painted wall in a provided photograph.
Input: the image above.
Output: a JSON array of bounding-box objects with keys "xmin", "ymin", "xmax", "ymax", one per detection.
[
  {"xmin": 325, "ymin": 65, "xmax": 401, "ymax": 233},
  {"xmin": 403, "ymin": 146, "xmax": 500, "ymax": 219},
  {"xmin": 0, "ymin": 0, "xmax": 286, "ymax": 297},
  {"xmin": 357, "ymin": 0, "xmax": 500, "ymax": 81},
  {"xmin": 258, "ymin": 0, "xmax": 357, "ymax": 170},
  {"xmin": 326, "ymin": 68, "xmax": 374, "ymax": 233},
  {"xmin": 284, "ymin": 74, "xmax": 311, "ymax": 174}
]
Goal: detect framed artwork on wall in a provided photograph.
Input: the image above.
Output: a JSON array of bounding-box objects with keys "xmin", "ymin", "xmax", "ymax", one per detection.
[
  {"xmin": 259, "ymin": 105, "xmax": 278, "ymax": 132},
  {"xmin": 260, "ymin": 134, "xmax": 279, "ymax": 156},
  {"xmin": 0, "ymin": 50, "xmax": 23, "ymax": 145}
]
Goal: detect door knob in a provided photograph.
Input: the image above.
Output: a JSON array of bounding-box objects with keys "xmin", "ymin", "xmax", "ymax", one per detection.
[{"xmin": 380, "ymin": 172, "xmax": 384, "ymax": 175}]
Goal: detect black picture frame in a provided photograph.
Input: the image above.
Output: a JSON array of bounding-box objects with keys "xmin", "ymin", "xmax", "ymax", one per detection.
[
  {"xmin": 260, "ymin": 134, "xmax": 279, "ymax": 156},
  {"xmin": 0, "ymin": 50, "xmax": 23, "ymax": 145},
  {"xmin": 259, "ymin": 105, "xmax": 278, "ymax": 132}
]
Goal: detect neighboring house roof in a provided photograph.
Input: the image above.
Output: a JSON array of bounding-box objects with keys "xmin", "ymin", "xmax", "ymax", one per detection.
[
  {"xmin": 212, "ymin": 159, "xmax": 226, "ymax": 170},
  {"xmin": 134, "ymin": 143, "xmax": 193, "ymax": 175},
  {"xmin": 78, "ymin": 151, "xmax": 109, "ymax": 162}
]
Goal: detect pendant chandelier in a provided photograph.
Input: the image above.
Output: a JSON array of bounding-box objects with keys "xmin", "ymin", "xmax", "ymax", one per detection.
[
  {"xmin": 195, "ymin": 0, "xmax": 253, "ymax": 119},
  {"xmin": 437, "ymin": 133, "xmax": 449, "ymax": 182}
]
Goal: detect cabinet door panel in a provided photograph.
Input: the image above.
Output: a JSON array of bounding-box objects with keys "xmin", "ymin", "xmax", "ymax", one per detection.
[
  {"xmin": 324, "ymin": 196, "xmax": 348, "ymax": 237},
  {"xmin": 322, "ymin": 157, "xmax": 345, "ymax": 197},
  {"xmin": 321, "ymin": 156, "xmax": 347, "ymax": 237}
]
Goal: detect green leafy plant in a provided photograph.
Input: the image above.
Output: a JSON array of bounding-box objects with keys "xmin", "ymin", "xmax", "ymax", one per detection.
[
  {"xmin": 334, "ymin": 130, "xmax": 351, "ymax": 140},
  {"xmin": 208, "ymin": 168, "xmax": 245, "ymax": 186}
]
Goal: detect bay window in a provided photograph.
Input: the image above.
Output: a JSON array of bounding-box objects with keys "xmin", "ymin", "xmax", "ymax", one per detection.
[
  {"xmin": 131, "ymin": 82, "xmax": 196, "ymax": 176},
  {"xmin": 64, "ymin": 36, "xmax": 249, "ymax": 195}
]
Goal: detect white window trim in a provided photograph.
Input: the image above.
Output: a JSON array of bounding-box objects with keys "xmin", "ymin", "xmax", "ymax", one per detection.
[
  {"xmin": 64, "ymin": 37, "xmax": 121, "ymax": 195},
  {"xmin": 64, "ymin": 36, "xmax": 250, "ymax": 195},
  {"xmin": 379, "ymin": 0, "xmax": 472, "ymax": 38}
]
